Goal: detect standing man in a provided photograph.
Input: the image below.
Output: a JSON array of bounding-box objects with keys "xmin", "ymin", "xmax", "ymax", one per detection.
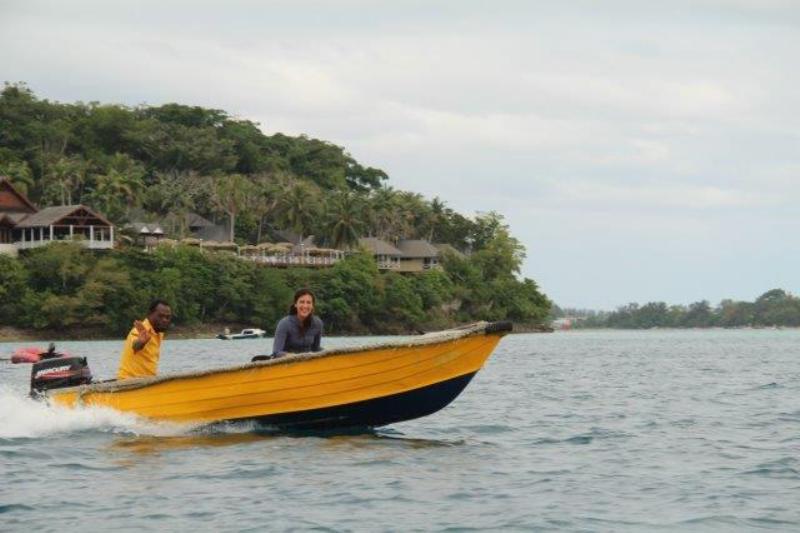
[{"xmin": 117, "ymin": 299, "xmax": 172, "ymax": 380}]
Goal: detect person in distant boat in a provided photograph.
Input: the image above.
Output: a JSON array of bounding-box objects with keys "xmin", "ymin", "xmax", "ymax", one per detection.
[
  {"xmin": 117, "ymin": 299, "xmax": 173, "ymax": 380},
  {"xmin": 271, "ymin": 288, "xmax": 323, "ymax": 357}
]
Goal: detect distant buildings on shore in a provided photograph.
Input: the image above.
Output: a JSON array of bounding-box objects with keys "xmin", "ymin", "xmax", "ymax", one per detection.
[
  {"xmin": 0, "ymin": 176, "xmax": 462, "ymax": 273},
  {"xmin": 0, "ymin": 178, "xmax": 114, "ymax": 257}
]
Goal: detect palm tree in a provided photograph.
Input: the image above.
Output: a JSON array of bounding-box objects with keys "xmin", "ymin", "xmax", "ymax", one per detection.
[
  {"xmin": 326, "ymin": 191, "xmax": 366, "ymax": 249},
  {"xmin": 43, "ymin": 155, "xmax": 88, "ymax": 206},
  {"xmin": 247, "ymin": 172, "xmax": 284, "ymax": 243},
  {"xmin": 147, "ymin": 171, "xmax": 201, "ymax": 237},
  {"xmin": 210, "ymin": 173, "xmax": 254, "ymax": 242},
  {"xmin": 0, "ymin": 160, "xmax": 35, "ymax": 195},
  {"xmin": 88, "ymin": 167, "xmax": 143, "ymax": 220},
  {"xmin": 368, "ymin": 187, "xmax": 399, "ymax": 240},
  {"xmin": 274, "ymin": 179, "xmax": 319, "ymax": 243},
  {"xmin": 396, "ymin": 191, "xmax": 427, "ymax": 240},
  {"xmin": 427, "ymin": 197, "xmax": 446, "ymax": 242}
]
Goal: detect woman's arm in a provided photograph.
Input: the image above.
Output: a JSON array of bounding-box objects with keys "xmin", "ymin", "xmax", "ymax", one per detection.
[
  {"xmin": 272, "ymin": 318, "xmax": 289, "ymax": 355},
  {"xmin": 312, "ymin": 318, "xmax": 323, "ymax": 351}
]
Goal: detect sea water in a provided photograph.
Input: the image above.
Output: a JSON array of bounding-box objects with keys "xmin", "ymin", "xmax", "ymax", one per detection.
[{"xmin": 1, "ymin": 330, "xmax": 799, "ymax": 531}]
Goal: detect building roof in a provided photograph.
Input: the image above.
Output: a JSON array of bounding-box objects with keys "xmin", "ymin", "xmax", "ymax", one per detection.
[
  {"xmin": 274, "ymin": 229, "xmax": 316, "ymax": 246},
  {"xmin": 193, "ymin": 222, "xmax": 230, "ymax": 242},
  {"xmin": 0, "ymin": 177, "xmax": 37, "ymax": 213},
  {"xmin": 15, "ymin": 205, "xmax": 113, "ymax": 228},
  {"xmin": 185, "ymin": 212, "xmax": 215, "ymax": 229},
  {"xmin": 6, "ymin": 212, "xmax": 28, "ymax": 224},
  {"xmin": 396, "ymin": 239, "xmax": 439, "ymax": 258},
  {"xmin": 0, "ymin": 213, "xmax": 17, "ymax": 227},
  {"xmin": 127, "ymin": 222, "xmax": 165, "ymax": 235},
  {"xmin": 358, "ymin": 237, "xmax": 402, "ymax": 256}
]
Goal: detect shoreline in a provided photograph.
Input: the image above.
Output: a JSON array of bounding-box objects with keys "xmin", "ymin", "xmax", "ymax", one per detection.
[
  {"xmin": 0, "ymin": 324, "xmax": 237, "ymax": 343},
  {"xmin": 0, "ymin": 321, "xmax": 554, "ymax": 343}
]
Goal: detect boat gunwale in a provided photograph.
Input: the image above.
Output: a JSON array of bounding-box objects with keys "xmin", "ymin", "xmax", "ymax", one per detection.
[{"xmin": 49, "ymin": 321, "xmax": 509, "ymax": 398}]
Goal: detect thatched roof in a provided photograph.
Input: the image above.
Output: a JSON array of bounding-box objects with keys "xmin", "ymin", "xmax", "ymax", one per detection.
[
  {"xmin": 15, "ymin": 205, "xmax": 113, "ymax": 229},
  {"xmin": 202, "ymin": 240, "xmax": 238, "ymax": 250},
  {"xmin": 358, "ymin": 237, "xmax": 402, "ymax": 256},
  {"xmin": 185, "ymin": 212, "xmax": 215, "ymax": 229},
  {"xmin": 271, "ymin": 242, "xmax": 293, "ymax": 252},
  {"xmin": 6, "ymin": 212, "xmax": 28, "ymax": 224},
  {"xmin": 127, "ymin": 222, "xmax": 165, "ymax": 235},
  {"xmin": 305, "ymin": 247, "xmax": 335, "ymax": 256},
  {"xmin": 396, "ymin": 239, "xmax": 439, "ymax": 258}
]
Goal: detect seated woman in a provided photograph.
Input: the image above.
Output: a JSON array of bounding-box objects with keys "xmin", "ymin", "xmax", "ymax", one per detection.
[{"xmin": 271, "ymin": 288, "xmax": 324, "ymax": 356}]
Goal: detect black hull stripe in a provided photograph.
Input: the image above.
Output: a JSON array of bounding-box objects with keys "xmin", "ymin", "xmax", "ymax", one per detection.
[{"xmin": 229, "ymin": 371, "xmax": 478, "ymax": 431}]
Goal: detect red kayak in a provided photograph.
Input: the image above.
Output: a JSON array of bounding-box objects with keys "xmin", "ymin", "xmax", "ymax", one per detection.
[{"xmin": 11, "ymin": 344, "xmax": 70, "ymax": 364}]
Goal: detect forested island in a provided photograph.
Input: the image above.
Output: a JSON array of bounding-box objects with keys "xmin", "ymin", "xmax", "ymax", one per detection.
[
  {"xmin": 0, "ymin": 83, "xmax": 551, "ymax": 337},
  {"xmin": 555, "ymin": 289, "xmax": 800, "ymax": 329}
]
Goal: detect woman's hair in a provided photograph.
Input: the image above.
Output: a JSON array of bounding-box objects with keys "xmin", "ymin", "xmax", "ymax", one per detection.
[{"xmin": 289, "ymin": 288, "xmax": 316, "ymax": 331}]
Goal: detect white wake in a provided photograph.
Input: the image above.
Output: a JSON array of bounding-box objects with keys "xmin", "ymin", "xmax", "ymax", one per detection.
[{"xmin": 0, "ymin": 387, "xmax": 201, "ymax": 439}]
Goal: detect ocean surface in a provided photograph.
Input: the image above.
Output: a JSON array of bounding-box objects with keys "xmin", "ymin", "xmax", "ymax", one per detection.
[{"xmin": 1, "ymin": 329, "xmax": 799, "ymax": 532}]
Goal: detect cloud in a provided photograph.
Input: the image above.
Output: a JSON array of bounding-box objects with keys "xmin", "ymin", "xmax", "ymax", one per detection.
[
  {"xmin": 552, "ymin": 181, "xmax": 779, "ymax": 210},
  {"xmin": 1, "ymin": 0, "xmax": 798, "ymax": 308}
]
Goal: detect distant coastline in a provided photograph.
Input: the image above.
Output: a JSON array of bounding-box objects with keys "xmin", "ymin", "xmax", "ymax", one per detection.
[
  {"xmin": 0, "ymin": 321, "xmax": 553, "ymax": 344},
  {"xmin": 0, "ymin": 324, "xmax": 231, "ymax": 343},
  {"xmin": 553, "ymin": 289, "xmax": 800, "ymax": 330}
]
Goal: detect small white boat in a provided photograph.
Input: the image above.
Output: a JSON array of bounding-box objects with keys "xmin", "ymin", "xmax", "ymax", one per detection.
[{"xmin": 216, "ymin": 328, "xmax": 267, "ymax": 340}]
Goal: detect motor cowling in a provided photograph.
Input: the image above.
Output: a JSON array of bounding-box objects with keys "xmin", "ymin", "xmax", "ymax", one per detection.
[{"xmin": 30, "ymin": 356, "xmax": 93, "ymax": 397}]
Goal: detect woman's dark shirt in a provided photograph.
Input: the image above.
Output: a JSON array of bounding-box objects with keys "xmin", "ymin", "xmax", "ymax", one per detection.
[{"xmin": 272, "ymin": 315, "xmax": 323, "ymax": 355}]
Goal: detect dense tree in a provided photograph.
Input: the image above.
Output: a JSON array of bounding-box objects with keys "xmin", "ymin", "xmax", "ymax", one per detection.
[
  {"xmin": 382, "ymin": 273, "xmax": 425, "ymax": 327},
  {"xmin": 0, "ymin": 157, "xmax": 34, "ymax": 194},
  {"xmin": 22, "ymin": 242, "xmax": 92, "ymax": 295},
  {"xmin": 275, "ymin": 179, "xmax": 319, "ymax": 243},
  {"xmin": 246, "ymin": 172, "xmax": 282, "ymax": 243},
  {"xmin": 0, "ymin": 254, "xmax": 29, "ymax": 324},
  {"xmin": 0, "ymin": 84, "xmax": 533, "ymax": 258},
  {"xmin": 143, "ymin": 171, "xmax": 202, "ymax": 236},
  {"xmin": 209, "ymin": 173, "xmax": 253, "ymax": 242},
  {"xmin": 85, "ymin": 153, "xmax": 144, "ymax": 221},
  {"xmin": 325, "ymin": 190, "xmax": 366, "ymax": 249},
  {"xmin": 571, "ymin": 288, "xmax": 800, "ymax": 329},
  {"xmin": 0, "ymin": 84, "xmax": 554, "ymax": 335}
]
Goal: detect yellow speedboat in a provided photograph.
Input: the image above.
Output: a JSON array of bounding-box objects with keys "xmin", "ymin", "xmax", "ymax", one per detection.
[{"xmin": 35, "ymin": 322, "xmax": 512, "ymax": 430}]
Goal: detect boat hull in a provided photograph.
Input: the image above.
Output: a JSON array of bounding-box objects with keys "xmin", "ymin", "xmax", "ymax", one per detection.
[
  {"xmin": 48, "ymin": 323, "xmax": 508, "ymax": 429},
  {"xmin": 250, "ymin": 372, "xmax": 476, "ymax": 430}
]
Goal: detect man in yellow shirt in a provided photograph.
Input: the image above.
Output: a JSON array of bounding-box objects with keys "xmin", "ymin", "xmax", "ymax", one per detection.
[{"xmin": 117, "ymin": 300, "xmax": 173, "ymax": 380}]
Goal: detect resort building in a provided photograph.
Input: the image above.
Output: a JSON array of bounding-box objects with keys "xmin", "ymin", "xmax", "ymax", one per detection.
[
  {"xmin": 0, "ymin": 177, "xmax": 114, "ymax": 257},
  {"xmin": 395, "ymin": 239, "xmax": 441, "ymax": 272},
  {"xmin": 358, "ymin": 237, "xmax": 402, "ymax": 270},
  {"xmin": 358, "ymin": 237, "xmax": 463, "ymax": 272},
  {"xmin": 126, "ymin": 222, "xmax": 166, "ymax": 250}
]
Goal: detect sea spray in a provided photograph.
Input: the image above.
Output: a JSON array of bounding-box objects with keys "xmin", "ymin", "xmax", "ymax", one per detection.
[{"xmin": 0, "ymin": 387, "xmax": 199, "ymax": 439}]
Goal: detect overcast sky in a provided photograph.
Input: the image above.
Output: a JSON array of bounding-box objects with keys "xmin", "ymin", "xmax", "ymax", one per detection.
[{"xmin": 1, "ymin": 0, "xmax": 798, "ymax": 309}]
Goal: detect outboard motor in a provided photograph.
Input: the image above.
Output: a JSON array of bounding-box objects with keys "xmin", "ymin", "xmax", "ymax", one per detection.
[{"xmin": 30, "ymin": 356, "xmax": 93, "ymax": 397}]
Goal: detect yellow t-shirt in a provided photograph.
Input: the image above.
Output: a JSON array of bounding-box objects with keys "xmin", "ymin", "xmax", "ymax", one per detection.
[{"xmin": 117, "ymin": 318, "xmax": 165, "ymax": 380}]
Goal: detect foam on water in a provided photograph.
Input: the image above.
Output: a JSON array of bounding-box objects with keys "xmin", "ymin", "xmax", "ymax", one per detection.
[{"xmin": 0, "ymin": 387, "xmax": 201, "ymax": 439}]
